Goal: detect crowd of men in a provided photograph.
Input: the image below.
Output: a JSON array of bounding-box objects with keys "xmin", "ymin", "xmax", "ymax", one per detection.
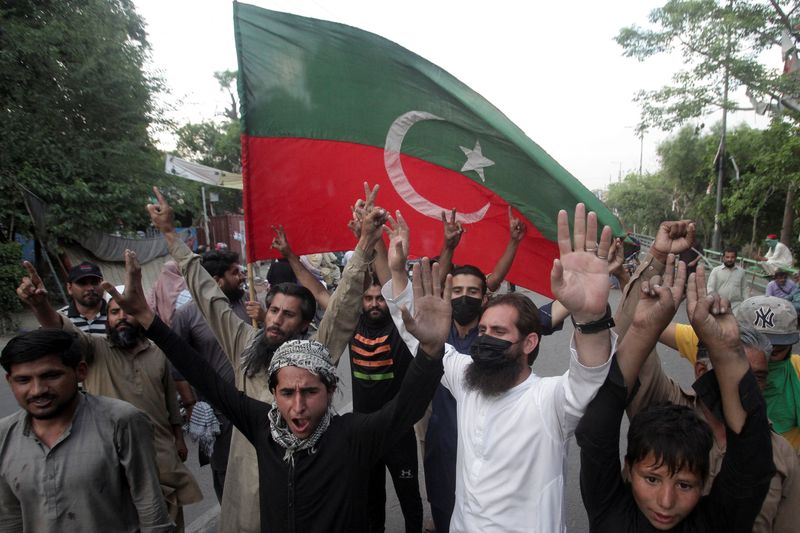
[{"xmin": 1, "ymin": 183, "xmax": 799, "ymax": 533}]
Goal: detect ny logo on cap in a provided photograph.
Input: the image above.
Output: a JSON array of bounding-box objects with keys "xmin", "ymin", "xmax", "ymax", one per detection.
[{"xmin": 754, "ymin": 306, "xmax": 775, "ymax": 329}]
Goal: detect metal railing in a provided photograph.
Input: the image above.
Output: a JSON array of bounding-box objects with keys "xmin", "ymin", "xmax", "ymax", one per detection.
[{"xmin": 630, "ymin": 233, "xmax": 781, "ymax": 297}]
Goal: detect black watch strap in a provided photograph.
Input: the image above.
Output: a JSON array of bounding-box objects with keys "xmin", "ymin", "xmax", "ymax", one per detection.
[{"xmin": 571, "ymin": 304, "xmax": 615, "ymax": 334}]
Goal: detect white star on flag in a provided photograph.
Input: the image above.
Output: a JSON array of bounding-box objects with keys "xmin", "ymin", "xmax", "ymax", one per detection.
[{"xmin": 459, "ymin": 140, "xmax": 494, "ymax": 182}]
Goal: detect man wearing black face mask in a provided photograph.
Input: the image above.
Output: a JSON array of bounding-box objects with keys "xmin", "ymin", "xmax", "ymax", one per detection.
[
  {"xmin": 384, "ymin": 204, "xmax": 615, "ymax": 532},
  {"xmin": 349, "ymin": 275, "xmax": 421, "ymax": 532}
]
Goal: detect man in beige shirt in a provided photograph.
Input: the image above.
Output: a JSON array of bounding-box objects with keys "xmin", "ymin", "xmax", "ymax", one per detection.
[
  {"xmin": 147, "ymin": 186, "xmax": 386, "ymax": 533},
  {"xmin": 17, "ymin": 265, "xmax": 202, "ymax": 531},
  {"xmin": 613, "ymin": 222, "xmax": 799, "ymax": 533}
]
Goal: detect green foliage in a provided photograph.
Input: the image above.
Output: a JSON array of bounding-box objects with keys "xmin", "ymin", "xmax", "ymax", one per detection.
[
  {"xmin": 0, "ymin": 0, "xmax": 164, "ymax": 243},
  {"xmin": 609, "ymin": 119, "xmax": 799, "ymax": 251},
  {"xmin": 607, "ymin": 173, "xmax": 676, "ymax": 234},
  {"xmin": 617, "ymin": 0, "xmax": 800, "ymax": 130},
  {"xmin": 0, "ymin": 242, "xmax": 25, "ymax": 317}
]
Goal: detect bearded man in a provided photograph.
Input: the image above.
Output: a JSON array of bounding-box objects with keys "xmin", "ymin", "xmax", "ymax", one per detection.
[
  {"xmin": 383, "ymin": 204, "xmax": 616, "ymax": 532},
  {"xmin": 17, "ymin": 264, "xmax": 202, "ymax": 531},
  {"xmin": 349, "ymin": 274, "xmax": 421, "ymax": 532},
  {"xmin": 148, "ymin": 184, "xmax": 386, "ymax": 532}
]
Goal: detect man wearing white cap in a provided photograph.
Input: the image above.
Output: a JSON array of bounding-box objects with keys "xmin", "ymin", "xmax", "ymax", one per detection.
[{"xmin": 736, "ymin": 295, "xmax": 800, "ymax": 450}]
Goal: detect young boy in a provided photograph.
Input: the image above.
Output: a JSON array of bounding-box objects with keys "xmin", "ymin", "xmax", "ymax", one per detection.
[{"xmin": 577, "ymin": 260, "xmax": 774, "ymax": 531}]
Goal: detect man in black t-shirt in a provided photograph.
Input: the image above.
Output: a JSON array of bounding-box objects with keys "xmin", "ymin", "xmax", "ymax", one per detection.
[{"xmin": 350, "ymin": 274, "xmax": 421, "ymax": 532}]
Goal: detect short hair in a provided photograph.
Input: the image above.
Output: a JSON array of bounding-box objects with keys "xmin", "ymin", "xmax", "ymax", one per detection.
[
  {"xmin": 1, "ymin": 329, "xmax": 82, "ymax": 373},
  {"xmin": 265, "ymin": 283, "xmax": 316, "ymax": 323},
  {"xmin": 201, "ymin": 250, "xmax": 240, "ymax": 278},
  {"xmin": 452, "ymin": 265, "xmax": 488, "ymax": 295},
  {"xmin": 626, "ymin": 403, "xmax": 713, "ymax": 482},
  {"xmin": 738, "ymin": 323, "xmax": 772, "ymax": 357},
  {"xmin": 484, "ymin": 293, "xmax": 542, "ymax": 364},
  {"xmin": 722, "ymin": 246, "xmax": 738, "ymax": 255}
]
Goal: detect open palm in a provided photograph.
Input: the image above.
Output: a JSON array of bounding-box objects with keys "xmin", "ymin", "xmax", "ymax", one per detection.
[{"xmin": 551, "ymin": 204, "xmax": 613, "ymax": 322}]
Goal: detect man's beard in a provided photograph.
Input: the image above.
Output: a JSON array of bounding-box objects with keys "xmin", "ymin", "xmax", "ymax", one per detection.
[
  {"xmin": 464, "ymin": 344, "xmax": 524, "ymax": 397},
  {"xmin": 223, "ymin": 286, "xmax": 245, "ymax": 303},
  {"xmin": 243, "ymin": 337, "xmax": 282, "ymax": 378},
  {"xmin": 364, "ymin": 306, "xmax": 390, "ymax": 327},
  {"xmin": 76, "ymin": 292, "xmax": 101, "ymax": 308},
  {"xmin": 108, "ymin": 322, "xmax": 145, "ymax": 348},
  {"xmin": 724, "ymin": 261, "xmax": 735, "ymax": 268}
]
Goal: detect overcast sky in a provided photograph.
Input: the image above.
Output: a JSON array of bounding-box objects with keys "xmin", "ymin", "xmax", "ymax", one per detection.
[{"xmin": 134, "ymin": 0, "xmax": 771, "ymax": 191}]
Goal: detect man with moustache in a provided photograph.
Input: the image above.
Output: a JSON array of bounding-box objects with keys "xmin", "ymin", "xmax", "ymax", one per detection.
[
  {"xmin": 400, "ymin": 243, "xmax": 564, "ymax": 531},
  {"xmin": 707, "ymin": 246, "xmax": 748, "ymax": 310},
  {"xmin": 58, "ymin": 261, "xmax": 108, "ymax": 334},
  {"xmin": 16, "ymin": 265, "xmax": 202, "ymax": 531},
  {"xmin": 148, "ymin": 185, "xmax": 387, "ymax": 532},
  {"xmin": 0, "ymin": 329, "xmax": 173, "ymax": 532},
  {"xmin": 170, "ymin": 249, "xmax": 249, "ymax": 502},
  {"xmin": 383, "ymin": 205, "xmax": 616, "ymax": 532},
  {"xmin": 349, "ymin": 274, "xmax": 421, "ymax": 532}
]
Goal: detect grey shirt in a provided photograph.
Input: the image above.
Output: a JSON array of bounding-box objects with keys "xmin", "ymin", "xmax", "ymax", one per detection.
[
  {"xmin": 0, "ymin": 393, "xmax": 173, "ymax": 533},
  {"xmin": 170, "ymin": 299, "xmax": 246, "ymax": 387}
]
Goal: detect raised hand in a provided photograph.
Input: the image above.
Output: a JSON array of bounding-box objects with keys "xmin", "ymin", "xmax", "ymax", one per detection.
[
  {"xmin": 102, "ymin": 250, "xmax": 155, "ymax": 329},
  {"xmin": 550, "ymin": 203, "xmax": 613, "ymax": 323},
  {"xmin": 651, "ymin": 220, "xmax": 695, "ymax": 263},
  {"xmin": 400, "ymin": 258, "xmax": 452, "ymax": 357},
  {"xmin": 352, "ymin": 182, "xmax": 388, "ymax": 252},
  {"xmin": 271, "ymin": 225, "xmax": 293, "ymax": 258},
  {"xmin": 509, "ymin": 206, "xmax": 527, "ymax": 243},
  {"xmin": 631, "ymin": 254, "xmax": 687, "ymax": 335},
  {"xmin": 146, "ymin": 187, "xmax": 176, "ymax": 235},
  {"xmin": 245, "ymin": 301, "xmax": 266, "ymax": 323},
  {"xmin": 16, "ymin": 261, "xmax": 49, "ymax": 309},
  {"xmin": 686, "ymin": 265, "xmax": 738, "ymax": 353},
  {"xmin": 442, "ymin": 208, "xmax": 464, "ymax": 250},
  {"xmin": 384, "ymin": 211, "xmax": 409, "ymax": 274},
  {"xmin": 607, "ymin": 238, "xmax": 625, "ymax": 277}
]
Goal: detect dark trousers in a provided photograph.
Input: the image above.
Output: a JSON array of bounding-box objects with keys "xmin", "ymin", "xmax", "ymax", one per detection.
[{"xmin": 367, "ymin": 429, "xmax": 422, "ymax": 533}]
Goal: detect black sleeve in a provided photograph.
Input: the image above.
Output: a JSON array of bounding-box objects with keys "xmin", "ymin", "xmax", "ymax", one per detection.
[
  {"xmin": 146, "ymin": 315, "xmax": 268, "ymax": 444},
  {"xmin": 700, "ymin": 370, "xmax": 775, "ymax": 533},
  {"xmin": 536, "ymin": 301, "xmax": 563, "ymax": 336},
  {"xmin": 575, "ymin": 356, "xmax": 630, "ymax": 526},
  {"xmin": 351, "ymin": 346, "xmax": 444, "ymax": 464}
]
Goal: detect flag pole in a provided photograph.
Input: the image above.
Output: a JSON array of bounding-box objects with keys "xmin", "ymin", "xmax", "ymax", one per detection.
[{"xmin": 247, "ymin": 265, "xmax": 257, "ymax": 328}]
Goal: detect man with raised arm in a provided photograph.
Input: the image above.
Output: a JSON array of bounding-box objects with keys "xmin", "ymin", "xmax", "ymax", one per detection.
[
  {"xmin": 16, "ymin": 265, "xmax": 201, "ymax": 530},
  {"xmin": 147, "ymin": 184, "xmax": 386, "ymax": 533},
  {"xmin": 383, "ymin": 203, "xmax": 616, "ymax": 532},
  {"xmin": 577, "ymin": 263, "xmax": 774, "ymax": 532},
  {"xmin": 105, "ymin": 249, "xmax": 450, "ymax": 533}
]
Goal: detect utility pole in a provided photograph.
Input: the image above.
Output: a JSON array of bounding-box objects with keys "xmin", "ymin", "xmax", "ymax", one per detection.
[{"xmin": 712, "ymin": 0, "xmax": 732, "ymax": 251}]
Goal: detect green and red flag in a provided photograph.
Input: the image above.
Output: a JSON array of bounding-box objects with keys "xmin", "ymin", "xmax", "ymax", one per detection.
[{"xmin": 234, "ymin": 3, "xmax": 622, "ymax": 297}]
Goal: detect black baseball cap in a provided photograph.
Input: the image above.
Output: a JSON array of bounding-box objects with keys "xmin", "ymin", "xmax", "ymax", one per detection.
[{"xmin": 67, "ymin": 261, "xmax": 103, "ymax": 283}]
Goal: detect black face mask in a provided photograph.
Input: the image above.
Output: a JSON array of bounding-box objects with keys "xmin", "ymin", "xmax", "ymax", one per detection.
[
  {"xmin": 469, "ymin": 335, "xmax": 514, "ymax": 368},
  {"xmin": 451, "ymin": 295, "xmax": 483, "ymax": 326}
]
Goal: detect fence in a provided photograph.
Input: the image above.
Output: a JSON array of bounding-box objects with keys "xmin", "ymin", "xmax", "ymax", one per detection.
[{"xmin": 630, "ymin": 233, "xmax": 782, "ymax": 297}]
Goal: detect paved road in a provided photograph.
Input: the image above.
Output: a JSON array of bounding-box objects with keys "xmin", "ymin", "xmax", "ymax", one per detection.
[{"xmin": 0, "ymin": 286, "xmax": 696, "ymax": 532}]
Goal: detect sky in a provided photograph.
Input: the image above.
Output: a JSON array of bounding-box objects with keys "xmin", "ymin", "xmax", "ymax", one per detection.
[{"xmin": 133, "ymin": 0, "xmax": 772, "ymax": 192}]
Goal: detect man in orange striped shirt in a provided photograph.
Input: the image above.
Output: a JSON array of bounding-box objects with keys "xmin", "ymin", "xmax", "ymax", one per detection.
[{"xmin": 349, "ymin": 274, "xmax": 420, "ymax": 533}]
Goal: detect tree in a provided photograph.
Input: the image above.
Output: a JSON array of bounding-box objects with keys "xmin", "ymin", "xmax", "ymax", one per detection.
[
  {"xmin": 617, "ymin": 0, "xmax": 800, "ymax": 130},
  {"xmin": 607, "ymin": 173, "xmax": 676, "ymax": 234},
  {"xmin": 0, "ymin": 0, "xmax": 165, "ymax": 243}
]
